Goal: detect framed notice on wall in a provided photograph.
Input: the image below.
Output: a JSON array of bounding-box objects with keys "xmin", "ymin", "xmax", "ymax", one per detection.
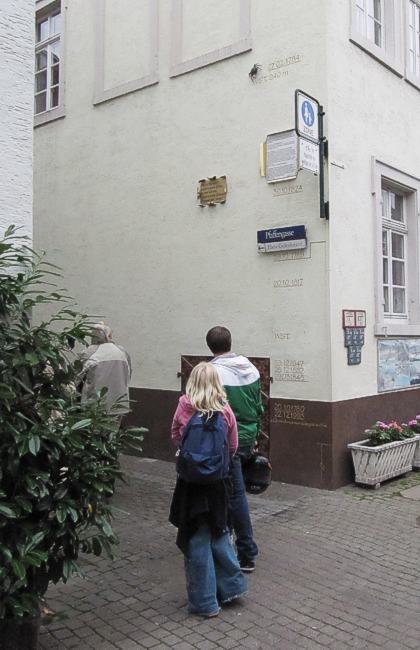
[{"xmin": 266, "ymin": 130, "xmax": 298, "ymax": 183}]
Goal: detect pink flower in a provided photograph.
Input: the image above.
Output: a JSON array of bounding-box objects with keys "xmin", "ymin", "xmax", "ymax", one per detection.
[{"xmin": 409, "ymin": 420, "xmax": 418, "ymax": 427}]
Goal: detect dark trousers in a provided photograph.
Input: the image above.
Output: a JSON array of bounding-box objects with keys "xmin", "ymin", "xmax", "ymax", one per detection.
[{"xmin": 229, "ymin": 447, "xmax": 258, "ymax": 561}]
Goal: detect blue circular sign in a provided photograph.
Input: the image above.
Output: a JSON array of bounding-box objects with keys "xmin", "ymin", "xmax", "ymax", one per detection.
[{"xmin": 301, "ymin": 101, "xmax": 315, "ymax": 127}]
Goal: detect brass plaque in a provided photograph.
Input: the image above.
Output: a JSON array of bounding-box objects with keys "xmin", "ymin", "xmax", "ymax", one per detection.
[{"xmin": 197, "ymin": 176, "xmax": 227, "ymax": 206}]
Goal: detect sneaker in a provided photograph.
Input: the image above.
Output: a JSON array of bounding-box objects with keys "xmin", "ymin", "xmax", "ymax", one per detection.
[
  {"xmin": 189, "ymin": 607, "xmax": 220, "ymax": 618},
  {"xmin": 202, "ymin": 609, "xmax": 220, "ymax": 618},
  {"xmin": 239, "ymin": 558, "xmax": 256, "ymax": 573}
]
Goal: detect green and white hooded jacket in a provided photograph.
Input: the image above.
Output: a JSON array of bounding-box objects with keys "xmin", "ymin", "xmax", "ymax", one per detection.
[{"xmin": 212, "ymin": 353, "xmax": 264, "ymax": 448}]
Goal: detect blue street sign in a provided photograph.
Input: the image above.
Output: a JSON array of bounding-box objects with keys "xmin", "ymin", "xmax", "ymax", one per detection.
[
  {"xmin": 257, "ymin": 225, "xmax": 307, "ymax": 253},
  {"xmin": 301, "ymin": 101, "xmax": 315, "ymax": 127}
]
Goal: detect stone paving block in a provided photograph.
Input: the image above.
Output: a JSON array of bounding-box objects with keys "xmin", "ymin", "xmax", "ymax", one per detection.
[{"xmin": 38, "ymin": 457, "xmax": 420, "ymax": 650}]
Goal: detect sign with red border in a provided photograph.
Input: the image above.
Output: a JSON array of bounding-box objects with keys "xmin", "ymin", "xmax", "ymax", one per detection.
[{"xmin": 342, "ymin": 310, "xmax": 366, "ymax": 328}]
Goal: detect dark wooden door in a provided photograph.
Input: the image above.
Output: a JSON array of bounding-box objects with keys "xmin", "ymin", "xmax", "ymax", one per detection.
[{"xmin": 179, "ymin": 355, "xmax": 271, "ymax": 458}]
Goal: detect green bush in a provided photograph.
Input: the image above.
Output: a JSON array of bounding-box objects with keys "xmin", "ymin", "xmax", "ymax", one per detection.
[{"xmin": 0, "ymin": 226, "xmax": 145, "ymax": 620}]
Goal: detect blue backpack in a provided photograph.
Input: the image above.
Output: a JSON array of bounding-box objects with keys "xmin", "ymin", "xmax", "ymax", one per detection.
[{"xmin": 177, "ymin": 411, "xmax": 230, "ymax": 484}]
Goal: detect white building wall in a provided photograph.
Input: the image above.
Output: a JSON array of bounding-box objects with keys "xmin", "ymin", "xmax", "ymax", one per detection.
[
  {"xmin": 327, "ymin": 0, "xmax": 420, "ymax": 401},
  {"xmin": 0, "ymin": 1, "xmax": 34, "ymax": 237},
  {"xmin": 34, "ymin": 0, "xmax": 331, "ymax": 400}
]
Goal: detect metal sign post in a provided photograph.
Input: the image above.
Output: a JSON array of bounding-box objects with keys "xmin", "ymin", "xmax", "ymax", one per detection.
[{"xmin": 295, "ymin": 89, "xmax": 329, "ymax": 220}]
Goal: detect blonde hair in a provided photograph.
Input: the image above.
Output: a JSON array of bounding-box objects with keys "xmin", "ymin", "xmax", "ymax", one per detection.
[{"xmin": 186, "ymin": 362, "xmax": 227, "ymax": 416}]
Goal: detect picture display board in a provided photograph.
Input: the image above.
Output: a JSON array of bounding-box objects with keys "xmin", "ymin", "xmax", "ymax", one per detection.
[{"xmin": 378, "ymin": 339, "xmax": 420, "ymax": 392}]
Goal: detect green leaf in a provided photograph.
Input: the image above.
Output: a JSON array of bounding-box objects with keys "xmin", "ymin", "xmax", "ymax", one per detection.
[
  {"xmin": 11, "ymin": 559, "xmax": 26, "ymax": 581},
  {"xmin": 101, "ymin": 520, "xmax": 113, "ymax": 538},
  {"xmin": 28, "ymin": 435, "xmax": 41, "ymax": 455},
  {"xmin": 26, "ymin": 531, "xmax": 46, "ymax": 551},
  {"xmin": 0, "ymin": 504, "xmax": 17, "ymax": 518},
  {"xmin": 56, "ymin": 507, "xmax": 67, "ymax": 524},
  {"xmin": 67, "ymin": 507, "xmax": 78, "ymax": 523},
  {"xmin": 25, "ymin": 550, "xmax": 48, "ymax": 567},
  {"xmin": 24, "ymin": 352, "xmax": 39, "ymax": 366},
  {"xmin": 70, "ymin": 419, "xmax": 92, "ymax": 431}
]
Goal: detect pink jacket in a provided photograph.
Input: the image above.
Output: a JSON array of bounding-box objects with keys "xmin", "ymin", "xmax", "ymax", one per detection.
[{"xmin": 171, "ymin": 394, "xmax": 238, "ymax": 454}]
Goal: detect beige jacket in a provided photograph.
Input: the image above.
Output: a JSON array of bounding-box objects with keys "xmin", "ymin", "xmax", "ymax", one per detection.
[{"xmin": 79, "ymin": 342, "xmax": 131, "ymax": 414}]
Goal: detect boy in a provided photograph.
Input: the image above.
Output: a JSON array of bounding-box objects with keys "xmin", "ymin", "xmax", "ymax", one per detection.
[{"xmin": 206, "ymin": 326, "xmax": 263, "ymax": 572}]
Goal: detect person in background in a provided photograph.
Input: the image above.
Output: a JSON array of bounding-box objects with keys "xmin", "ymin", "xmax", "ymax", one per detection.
[
  {"xmin": 206, "ymin": 326, "xmax": 263, "ymax": 573},
  {"xmin": 79, "ymin": 322, "xmax": 131, "ymax": 418},
  {"xmin": 169, "ymin": 362, "xmax": 247, "ymax": 618}
]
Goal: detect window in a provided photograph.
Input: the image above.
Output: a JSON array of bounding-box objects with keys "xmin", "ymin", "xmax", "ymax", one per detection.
[
  {"xmin": 408, "ymin": 1, "xmax": 420, "ymax": 75},
  {"xmin": 350, "ymin": 0, "xmax": 403, "ymax": 75},
  {"xmin": 381, "ymin": 187, "xmax": 407, "ymax": 316},
  {"xmin": 35, "ymin": 1, "xmax": 65, "ymax": 126},
  {"xmin": 374, "ymin": 161, "xmax": 420, "ymax": 336},
  {"xmin": 406, "ymin": 0, "xmax": 420, "ymax": 87},
  {"xmin": 355, "ymin": 0, "xmax": 384, "ymax": 47},
  {"xmin": 35, "ymin": 7, "xmax": 61, "ymax": 114}
]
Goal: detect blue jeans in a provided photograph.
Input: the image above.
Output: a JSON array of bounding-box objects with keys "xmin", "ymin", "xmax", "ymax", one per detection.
[
  {"xmin": 230, "ymin": 449, "xmax": 258, "ymax": 561},
  {"xmin": 184, "ymin": 524, "xmax": 247, "ymax": 615}
]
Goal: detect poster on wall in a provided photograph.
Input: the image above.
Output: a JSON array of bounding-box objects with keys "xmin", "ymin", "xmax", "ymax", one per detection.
[{"xmin": 378, "ymin": 339, "xmax": 420, "ymax": 392}]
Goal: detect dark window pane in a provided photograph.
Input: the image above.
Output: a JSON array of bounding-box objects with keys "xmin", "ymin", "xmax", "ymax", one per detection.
[
  {"xmin": 36, "ymin": 50, "xmax": 47, "ymax": 71},
  {"xmin": 383, "ymin": 258, "xmax": 388, "ymax": 284},
  {"xmin": 384, "ymin": 287, "xmax": 389, "ymax": 313},
  {"xmin": 392, "ymin": 260, "xmax": 405, "ymax": 286},
  {"xmin": 51, "ymin": 41, "xmax": 60, "ymax": 65},
  {"xmin": 35, "ymin": 93, "xmax": 46, "ymax": 114},
  {"xmin": 35, "ymin": 70, "xmax": 47, "ymax": 92},
  {"xmin": 391, "ymin": 233, "xmax": 404, "ymax": 259},
  {"xmin": 382, "ymin": 229, "xmax": 388, "ymax": 255},
  {"xmin": 51, "ymin": 12, "xmax": 61, "ymax": 36},
  {"xmin": 51, "ymin": 64, "xmax": 59, "ymax": 86},
  {"xmin": 393, "ymin": 288, "xmax": 406, "ymax": 314},
  {"xmin": 390, "ymin": 192, "xmax": 403, "ymax": 222},
  {"xmin": 36, "ymin": 18, "xmax": 48, "ymax": 43},
  {"xmin": 51, "ymin": 86, "xmax": 59, "ymax": 107}
]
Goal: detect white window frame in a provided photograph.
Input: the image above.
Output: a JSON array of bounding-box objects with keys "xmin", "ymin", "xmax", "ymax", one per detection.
[
  {"xmin": 381, "ymin": 187, "xmax": 408, "ymax": 317},
  {"xmin": 373, "ymin": 159, "xmax": 420, "ymax": 335},
  {"xmin": 34, "ymin": 0, "xmax": 66, "ymax": 127},
  {"xmin": 405, "ymin": 0, "xmax": 420, "ymax": 88},
  {"xmin": 350, "ymin": 0, "xmax": 404, "ymax": 76}
]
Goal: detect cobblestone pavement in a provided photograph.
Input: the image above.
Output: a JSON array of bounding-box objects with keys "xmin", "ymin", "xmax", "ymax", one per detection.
[{"xmin": 39, "ymin": 456, "xmax": 420, "ymax": 650}]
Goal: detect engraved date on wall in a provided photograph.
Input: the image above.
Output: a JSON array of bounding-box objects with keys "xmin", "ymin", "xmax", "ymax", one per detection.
[
  {"xmin": 273, "ymin": 278, "xmax": 303, "ymax": 288},
  {"xmin": 274, "ymin": 359, "xmax": 306, "ymax": 382},
  {"xmin": 255, "ymin": 54, "xmax": 303, "ymax": 84}
]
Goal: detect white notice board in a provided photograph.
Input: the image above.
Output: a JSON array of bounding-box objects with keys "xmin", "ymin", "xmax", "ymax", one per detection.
[
  {"xmin": 299, "ymin": 138, "xmax": 319, "ymax": 174},
  {"xmin": 266, "ymin": 130, "xmax": 298, "ymax": 183}
]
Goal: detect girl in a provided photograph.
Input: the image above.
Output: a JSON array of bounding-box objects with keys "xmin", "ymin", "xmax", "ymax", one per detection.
[{"xmin": 169, "ymin": 362, "xmax": 247, "ymax": 617}]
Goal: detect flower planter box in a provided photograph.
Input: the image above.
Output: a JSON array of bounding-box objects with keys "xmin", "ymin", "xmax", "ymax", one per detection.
[
  {"xmin": 413, "ymin": 439, "xmax": 420, "ymax": 470},
  {"xmin": 348, "ymin": 436, "xmax": 420, "ymax": 488}
]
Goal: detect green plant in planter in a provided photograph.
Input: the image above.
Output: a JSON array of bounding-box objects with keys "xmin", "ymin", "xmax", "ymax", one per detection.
[
  {"xmin": 0, "ymin": 226, "xmax": 145, "ymax": 637},
  {"xmin": 365, "ymin": 420, "xmax": 415, "ymax": 446}
]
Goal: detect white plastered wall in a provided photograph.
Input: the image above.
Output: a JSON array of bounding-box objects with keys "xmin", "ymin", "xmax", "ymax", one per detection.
[
  {"xmin": 34, "ymin": 0, "xmax": 331, "ymax": 400},
  {"xmin": 327, "ymin": 0, "xmax": 420, "ymax": 401},
  {"xmin": 0, "ymin": 1, "xmax": 34, "ymax": 238}
]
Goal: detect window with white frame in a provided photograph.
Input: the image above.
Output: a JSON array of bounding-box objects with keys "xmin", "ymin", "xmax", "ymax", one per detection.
[
  {"xmin": 350, "ymin": 0, "xmax": 403, "ymax": 74},
  {"xmin": 408, "ymin": 0, "xmax": 420, "ymax": 77},
  {"xmin": 35, "ymin": 4, "xmax": 61, "ymax": 115},
  {"xmin": 355, "ymin": 0, "xmax": 384, "ymax": 47},
  {"xmin": 374, "ymin": 162, "xmax": 420, "ymax": 336},
  {"xmin": 381, "ymin": 187, "xmax": 407, "ymax": 316}
]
